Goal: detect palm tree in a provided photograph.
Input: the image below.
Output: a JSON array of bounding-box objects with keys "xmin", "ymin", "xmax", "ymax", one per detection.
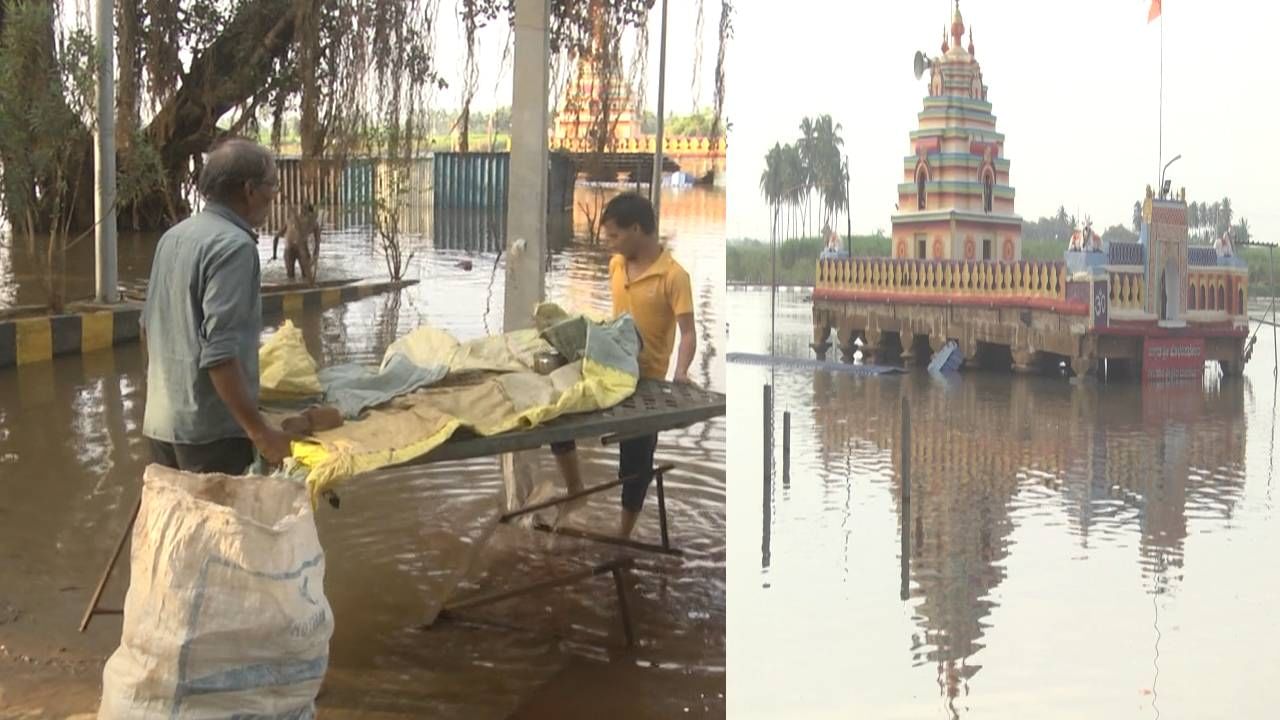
[
  {"xmin": 1133, "ymin": 200, "xmax": 1143, "ymax": 233},
  {"xmin": 760, "ymin": 143, "xmax": 785, "ymax": 243},
  {"xmin": 813, "ymin": 114, "xmax": 846, "ymax": 230},
  {"xmin": 797, "ymin": 117, "xmax": 818, "ymax": 238},
  {"xmin": 760, "ymin": 143, "xmax": 786, "ymax": 355},
  {"xmin": 1220, "ymin": 196, "xmax": 1233, "ymax": 233},
  {"xmin": 781, "ymin": 143, "xmax": 805, "ymax": 242}
]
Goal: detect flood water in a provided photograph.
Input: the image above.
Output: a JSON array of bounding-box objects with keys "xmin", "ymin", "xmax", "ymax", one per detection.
[
  {"xmin": 727, "ymin": 288, "xmax": 1280, "ymax": 719},
  {"xmin": 0, "ymin": 186, "xmax": 726, "ymax": 718}
]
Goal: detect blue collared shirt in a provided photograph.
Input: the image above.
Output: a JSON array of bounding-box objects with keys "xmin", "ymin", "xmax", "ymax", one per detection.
[{"xmin": 141, "ymin": 203, "xmax": 262, "ymax": 444}]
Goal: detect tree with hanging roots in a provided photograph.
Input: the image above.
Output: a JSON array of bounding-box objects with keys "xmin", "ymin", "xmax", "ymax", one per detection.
[{"xmin": 0, "ymin": 0, "xmax": 732, "ymax": 236}]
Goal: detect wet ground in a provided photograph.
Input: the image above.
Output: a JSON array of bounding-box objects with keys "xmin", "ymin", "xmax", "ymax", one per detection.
[
  {"xmin": 726, "ymin": 288, "xmax": 1280, "ymax": 719},
  {"xmin": 0, "ymin": 187, "xmax": 726, "ymax": 718}
]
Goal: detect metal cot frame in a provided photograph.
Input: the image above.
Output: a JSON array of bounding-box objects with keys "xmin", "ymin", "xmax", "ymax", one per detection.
[{"xmin": 81, "ymin": 380, "xmax": 725, "ymax": 648}]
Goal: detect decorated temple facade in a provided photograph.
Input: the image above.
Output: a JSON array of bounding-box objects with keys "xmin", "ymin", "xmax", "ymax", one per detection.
[
  {"xmin": 814, "ymin": 1, "xmax": 1249, "ymax": 379},
  {"xmin": 892, "ymin": 0, "xmax": 1022, "ymax": 263}
]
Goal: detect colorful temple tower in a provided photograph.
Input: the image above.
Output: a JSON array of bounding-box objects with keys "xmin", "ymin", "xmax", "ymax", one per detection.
[
  {"xmin": 892, "ymin": 0, "xmax": 1022, "ymax": 263},
  {"xmin": 551, "ymin": 2, "xmax": 642, "ymax": 150}
]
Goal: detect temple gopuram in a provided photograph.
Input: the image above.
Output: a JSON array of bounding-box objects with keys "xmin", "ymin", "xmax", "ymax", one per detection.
[
  {"xmin": 892, "ymin": 0, "xmax": 1022, "ymax": 263},
  {"xmin": 813, "ymin": 1, "xmax": 1250, "ymax": 380},
  {"xmin": 547, "ymin": 2, "xmax": 726, "ymax": 183}
]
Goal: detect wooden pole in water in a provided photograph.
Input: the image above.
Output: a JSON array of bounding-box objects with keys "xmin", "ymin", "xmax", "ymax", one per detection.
[{"xmin": 93, "ymin": 0, "xmax": 118, "ymax": 304}]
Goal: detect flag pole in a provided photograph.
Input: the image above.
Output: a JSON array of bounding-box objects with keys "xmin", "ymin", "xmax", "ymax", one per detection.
[{"xmin": 1158, "ymin": 7, "xmax": 1163, "ymax": 192}]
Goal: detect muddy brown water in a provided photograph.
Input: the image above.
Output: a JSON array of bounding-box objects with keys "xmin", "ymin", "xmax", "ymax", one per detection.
[
  {"xmin": 727, "ymin": 288, "xmax": 1280, "ymax": 719},
  {"xmin": 0, "ymin": 187, "xmax": 726, "ymax": 718}
]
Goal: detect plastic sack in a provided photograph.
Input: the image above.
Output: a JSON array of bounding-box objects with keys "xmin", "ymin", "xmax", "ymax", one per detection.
[
  {"xmin": 98, "ymin": 464, "xmax": 333, "ymax": 719},
  {"xmin": 259, "ymin": 319, "xmax": 323, "ymax": 402}
]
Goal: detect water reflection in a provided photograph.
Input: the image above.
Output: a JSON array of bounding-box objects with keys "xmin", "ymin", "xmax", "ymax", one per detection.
[
  {"xmin": 729, "ymin": 289, "xmax": 1277, "ymax": 719},
  {"xmin": 0, "ymin": 187, "xmax": 725, "ymax": 718}
]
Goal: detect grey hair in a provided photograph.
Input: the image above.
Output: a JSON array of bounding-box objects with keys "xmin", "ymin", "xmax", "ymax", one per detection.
[{"xmin": 197, "ymin": 138, "xmax": 275, "ymax": 203}]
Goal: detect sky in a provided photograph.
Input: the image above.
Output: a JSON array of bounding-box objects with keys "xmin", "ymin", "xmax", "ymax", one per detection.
[
  {"xmin": 723, "ymin": 0, "xmax": 1280, "ymax": 244},
  {"xmin": 430, "ymin": 0, "xmax": 723, "ymax": 117}
]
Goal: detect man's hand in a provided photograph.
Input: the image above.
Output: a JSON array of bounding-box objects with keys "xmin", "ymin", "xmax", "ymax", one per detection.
[
  {"xmin": 673, "ymin": 370, "xmax": 694, "ymax": 385},
  {"xmin": 207, "ymin": 359, "xmax": 296, "ymax": 465},
  {"xmin": 251, "ymin": 426, "xmax": 297, "ymax": 465}
]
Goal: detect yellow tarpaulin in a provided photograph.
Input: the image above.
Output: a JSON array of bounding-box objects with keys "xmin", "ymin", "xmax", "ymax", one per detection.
[{"xmin": 258, "ymin": 309, "xmax": 639, "ymax": 506}]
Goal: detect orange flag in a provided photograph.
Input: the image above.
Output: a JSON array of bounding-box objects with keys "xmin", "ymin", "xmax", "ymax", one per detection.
[{"xmin": 1148, "ymin": 0, "xmax": 1162, "ymax": 22}]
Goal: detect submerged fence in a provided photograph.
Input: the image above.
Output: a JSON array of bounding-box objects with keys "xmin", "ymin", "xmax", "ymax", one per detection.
[{"xmin": 259, "ymin": 152, "xmax": 574, "ymax": 253}]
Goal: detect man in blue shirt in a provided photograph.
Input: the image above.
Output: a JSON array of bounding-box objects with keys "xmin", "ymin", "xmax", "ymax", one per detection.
[{"xmin": 141, "ymin": 138, "xmax": 293, "ymax": 473}]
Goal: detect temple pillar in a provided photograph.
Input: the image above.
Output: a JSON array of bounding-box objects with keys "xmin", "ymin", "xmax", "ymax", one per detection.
[
  {"xmin": 836, "ymin": 324, "xmax": 861, "ymax": 363},
  {"xmin": 861, "ymin": 328, "xmax": 883, "ymax": 364},
  {"xmin": 899, "ymin": 333, "xmax": 920, "ymax": 366},
  {"xmin": 812, "ymin": 318, "xmax": 833, "ymax": 361},
  {"xmin": 960, "ymin": 336, "xmax": 982, "ymax": 369},
  {"xmin": 1069, "ymin": 354, "xmax": 1095, "ymax": 378},
  {"xmin": 1011, "ymin": 347, "xmax": 1038, "ymax": 374}
]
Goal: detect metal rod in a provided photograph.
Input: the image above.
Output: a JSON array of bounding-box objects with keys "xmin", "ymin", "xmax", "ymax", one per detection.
[
  {"xmin": 442, "ymin": 558, "xmax": 632, "ymax": 613},
  {"xmin": 80, "ymin": 496, "xmax": 140, "ymax": 632},
  {"xmin": 1271, "ymin": 244, "xmax": 1277, "ymax": 375},
  {"xmin": 650, "ymin": 0, "xmax": 670, "ymax": 229},
  {"xmin": 900, "ymin": 394, "xmax": 911, "ymax": 503},
  {"xmin": 899, "ymin": 394, "xmax": 911, "ymax": 601},
  {"xmin": 762, "ymin": 383, "xmax": 772, "ymax": 569},
  {"xmin": 782, "ymin": 410, "xmax": 791, "ymax": 486},
  {"xmin": 498, "ymin": 463, "xmax": 676, "ymax": 522},
  {"xmin": 845, "ymin": 154, "xmax": 853, "ymax": 257},
  {"xmin": 611, "ymin": 566, "xmax": 636, "ymax": 647},
  {"xmin": 94, "ymin": 0, "xmax": 118, "ymax": 303},
  {"xmin": 771, "ymin": 218, "xmax": 777, "ymax": 358},
  {"xmin": 531, "ymin": 522, "xmax": 683, "ymax": 555},
  {"xmin": 655, "ymin": 468, "xmax": 669, "ymax": 549}
]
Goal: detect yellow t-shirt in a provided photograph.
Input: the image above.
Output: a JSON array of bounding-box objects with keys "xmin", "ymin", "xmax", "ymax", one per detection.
[{"xmin": 609, "ymin": 249, "xmax": 694, "ymax": 379}]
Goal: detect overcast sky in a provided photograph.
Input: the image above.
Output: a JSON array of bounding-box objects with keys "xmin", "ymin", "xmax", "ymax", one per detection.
[
  {"xmin": 431, "ymin": 0, "xmax": 723, "ymax": 117},
  {"xmin": 722, "ymin": 0, "xmax": 1280, "ymax": 244}
]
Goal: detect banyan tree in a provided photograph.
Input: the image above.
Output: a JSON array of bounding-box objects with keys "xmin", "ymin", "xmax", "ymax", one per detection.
[{"xmin": 0, "ymin": 0, "xmax": 732, "ymax": 234}]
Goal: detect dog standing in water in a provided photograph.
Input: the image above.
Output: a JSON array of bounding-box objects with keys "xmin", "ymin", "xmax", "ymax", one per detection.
[{"xmin": 272, "ymin": 204, "xmax": 322, "ymax": 282}]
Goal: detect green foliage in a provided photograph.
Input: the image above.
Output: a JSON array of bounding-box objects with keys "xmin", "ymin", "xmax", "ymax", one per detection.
[
  {"xmin": 1100, "ymin": 224, "xmax": 1137, "ymax": 245},
  {"xmin": 760, "ymin": 115, "xmax": 848, "ymax": 238},
  {"xmin": 727, "ymin": 234, "xmax": 889, "ymax": 285},
  {"xmin": 0, "ymin": 3, "xmax": 94, "ymax": 234},
  {"xmin": 116, "ymin": 134, "xmax": 168, "ymax": 211},
  {"xmin": 0, "ymin": 2, "xmax": 100, "ymax": 309},
  {"xmin": 1239, "ymin": 244, "xmax": 1280, "ymax": 298}
]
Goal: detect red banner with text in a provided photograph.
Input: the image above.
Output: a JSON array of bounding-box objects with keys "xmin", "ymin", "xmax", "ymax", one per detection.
[{"xmin": 1142, "ymin": 337, "xmax": 1205, "ymax": 382}]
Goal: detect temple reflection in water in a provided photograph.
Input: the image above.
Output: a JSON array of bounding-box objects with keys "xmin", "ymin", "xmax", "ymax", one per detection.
[{"xmin": 808, "ymin": 370, "xmax": 1248, "ymax": 709}]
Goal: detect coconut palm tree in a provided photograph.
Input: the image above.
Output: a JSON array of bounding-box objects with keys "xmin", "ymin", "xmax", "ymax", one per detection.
[
  {"xmin": 797, "ymin": 117, "xmax": 818, "ymax": 239},
  {"xmin": 781, "ymin": 143, "xmax": 806, "ymax": 242},
  {"xmin": 760, "ymin": 143, "xmax": 789, "ymax": 354},
  {"xmin": 813, "ymin": 114, "xmax": 846, "ymax": 230},
  {"xmin": 760, "ymin": 143, "xmax": 786, "ymax": 243}
]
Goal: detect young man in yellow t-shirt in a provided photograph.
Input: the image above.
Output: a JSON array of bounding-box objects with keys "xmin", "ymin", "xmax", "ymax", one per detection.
[{"xmin": 550, "ymin": 192, "xmax": 696, "ymax": 538}]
